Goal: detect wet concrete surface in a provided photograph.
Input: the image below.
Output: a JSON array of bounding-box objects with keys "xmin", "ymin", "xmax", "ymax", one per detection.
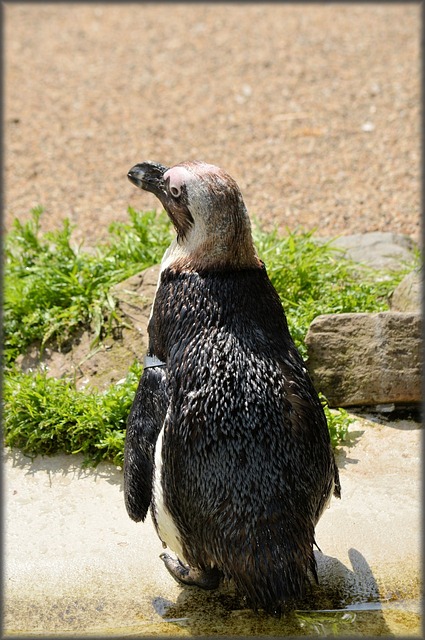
[{"xmin": 4, "ymin": 416, "xmax": 422, "ymax": 637}]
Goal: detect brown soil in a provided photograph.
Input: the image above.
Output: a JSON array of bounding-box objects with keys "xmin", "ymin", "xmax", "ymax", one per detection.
[{"xmin": 4, "ymin": 4, "xmax": 420, "ymax": 247}]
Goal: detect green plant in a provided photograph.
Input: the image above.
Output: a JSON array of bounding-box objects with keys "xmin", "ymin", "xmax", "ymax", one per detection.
[
  {"xmin": 3, "ymin": 362, "xmax": 143, "ymax": 467},
  {"xmin": 320, "ymin": 394, "xmax": 352, "ymax": 448},
  {"xmin": 3, "ymin": 206, "xmax": 172, "ymax": 365}
]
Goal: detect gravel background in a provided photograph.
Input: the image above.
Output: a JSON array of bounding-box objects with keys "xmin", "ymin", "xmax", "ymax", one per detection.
[{"xmin": 4, "ymin": 3, "xmax": 421, "ymax": 247}]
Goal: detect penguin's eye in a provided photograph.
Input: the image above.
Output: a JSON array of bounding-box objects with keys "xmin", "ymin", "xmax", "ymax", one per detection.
[
  {"xmin": 170, "ymin": 184, "xmax": 181, "ymax": 198},
  {"xmin": 163, "ymin": 167, "xmax": 188, "ymax": 199},
  {"xmin": 165, "ymin": 177, "xmax": 182, "ymax": 199}
]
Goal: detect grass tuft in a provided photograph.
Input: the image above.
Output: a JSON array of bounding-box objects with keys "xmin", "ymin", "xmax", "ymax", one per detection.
[
  {"xmin": 3, "ymin": 362, "xmax": 143, "ymax": 467},
  {"xmin": 320, "ymin": 394, "xmax": 352, "ymax": 448},
  {"xmin": 3, "ymin": 206, "xmax": 172, "ymax": 365}
]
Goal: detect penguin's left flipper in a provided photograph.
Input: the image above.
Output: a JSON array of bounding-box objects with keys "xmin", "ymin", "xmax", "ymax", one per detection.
[
  {"xmin": 160, "ymin": 553, "xmax": 222, "ymax": 590},
  {"xmin": 124, "ymin": 365, "xmax": 168, "ymax": 522}
]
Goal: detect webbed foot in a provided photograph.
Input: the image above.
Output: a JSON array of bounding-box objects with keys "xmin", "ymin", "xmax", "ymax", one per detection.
[{"xmin": 160, "ymin": 553, "xmax": 222, "ymax": 590}]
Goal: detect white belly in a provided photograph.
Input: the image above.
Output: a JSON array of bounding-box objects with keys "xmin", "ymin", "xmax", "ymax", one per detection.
[{"xmin": 153, "ymin": 424, "xmax": 187, "ymax": 562}]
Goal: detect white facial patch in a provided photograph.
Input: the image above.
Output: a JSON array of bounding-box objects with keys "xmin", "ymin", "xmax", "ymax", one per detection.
[{"xmin": 164, "ymin": 165, "xmax": 192, "ymax": 198}]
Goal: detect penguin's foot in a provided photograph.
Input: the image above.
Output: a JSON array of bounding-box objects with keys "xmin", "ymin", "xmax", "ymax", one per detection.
[{"xmin": 160, "ymin": 553, "xmax": 222, "ymax": 590}]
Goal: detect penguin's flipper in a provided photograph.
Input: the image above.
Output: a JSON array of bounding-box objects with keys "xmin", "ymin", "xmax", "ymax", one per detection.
[
  {"xmin": 160, "ymin": 553, "xmax": 222, "ymax": 590},
  {"xmin": 124, "ymin": 365, "xmax": 168, "ymax": 522}
]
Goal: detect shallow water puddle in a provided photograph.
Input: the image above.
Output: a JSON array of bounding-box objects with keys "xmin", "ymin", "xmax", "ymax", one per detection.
[
  {"xmin": 150, "ymin": 600, "xmax": 421, "ymax": 637},
  {"xmin": 5, "ymin": 601, "xmax": 421, "ymax": 637}
]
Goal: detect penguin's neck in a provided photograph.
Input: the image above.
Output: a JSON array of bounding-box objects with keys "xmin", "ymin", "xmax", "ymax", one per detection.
[{"xmin": 160, "ymin": 230, "xmax": 261, "ymax": 273}]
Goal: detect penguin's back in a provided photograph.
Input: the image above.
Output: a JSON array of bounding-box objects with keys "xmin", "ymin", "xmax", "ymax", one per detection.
[{"xmin": 150, "ymin": 265, "xmax": 338, "ymax": 610}]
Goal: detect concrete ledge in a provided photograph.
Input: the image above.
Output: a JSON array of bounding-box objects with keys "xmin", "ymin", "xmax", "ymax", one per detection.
[{"xmin": 4, "ymin": 417, "xmax": 421, "ymax": 636}]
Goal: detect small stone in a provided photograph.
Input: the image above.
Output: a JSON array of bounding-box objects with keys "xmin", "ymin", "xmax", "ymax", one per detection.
[
  {"xmin": 369, "ymin": 82, "xmax": 381, "ymax": 96},
  {"xmin": 361, "ymin": 121, "xmax": 375, "ymax": 132},
  {"xmin": 390, "ymin": 268, "xmax": 422, "ymax": 312}
]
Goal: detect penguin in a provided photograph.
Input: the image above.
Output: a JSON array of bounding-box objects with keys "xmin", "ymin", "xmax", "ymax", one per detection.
[{"xmin": 124, "ymin": 160, "xmax": 341, "ymax": 614}]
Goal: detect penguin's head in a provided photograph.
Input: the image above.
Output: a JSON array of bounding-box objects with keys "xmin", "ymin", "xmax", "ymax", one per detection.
[{"xmin": 127, "ymin": 160, "xmax": 260, "ymax": 270}]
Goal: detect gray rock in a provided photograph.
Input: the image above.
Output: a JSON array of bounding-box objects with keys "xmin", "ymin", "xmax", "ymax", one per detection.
[
  {"xmin": 305, "ymin": 311, "xmax": 422, "ymax": 407},
  {"xmin": 324, "ymin": 232, "xmax": 418, "ymax": 272},
  {"xmin": 390, "ymin": 267, "xmax": 422, "ymax": 312}
]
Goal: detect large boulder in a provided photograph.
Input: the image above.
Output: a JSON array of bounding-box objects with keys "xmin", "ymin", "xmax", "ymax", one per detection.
[{"xmin": 305, "ymin": 311, "xmax": 422, "ymax": 407}]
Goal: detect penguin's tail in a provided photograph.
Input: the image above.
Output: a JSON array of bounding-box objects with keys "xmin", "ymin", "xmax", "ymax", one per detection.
[{"xmin": 223, "ymin": 526, "xmax": 316, "ymax": 615}]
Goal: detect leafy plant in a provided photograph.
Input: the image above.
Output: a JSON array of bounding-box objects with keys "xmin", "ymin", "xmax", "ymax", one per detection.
[
  {"xmin": 3, "ymin": 206, "xmax": 172, "ymax": 364},
  {"xmin": 3, "ymin": 362, "xmax": 143, "ymax": 467},
  {"xmin": 320, "ymin": 394, "xmax": 352, "ymax": 448}
]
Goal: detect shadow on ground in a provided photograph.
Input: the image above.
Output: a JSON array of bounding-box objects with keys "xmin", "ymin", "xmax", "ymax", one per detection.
[{"xmin": 149, "ymin": 548, "xmax": 399, "ymax": 637}]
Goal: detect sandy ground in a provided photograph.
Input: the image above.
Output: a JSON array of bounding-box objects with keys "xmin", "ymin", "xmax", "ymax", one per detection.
[{"xmin": 4, "ymin": 3, "xmax": 421, "ymax": 247}]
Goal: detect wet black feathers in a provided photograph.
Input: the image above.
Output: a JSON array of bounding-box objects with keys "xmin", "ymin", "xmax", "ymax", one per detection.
[
  {"xmin": 124, "ymin": 366, "xmax": 168, "ymax": 522},
  {"xmin": 142, "ymin": 264, "xmax": 340, "ymax": 609}
]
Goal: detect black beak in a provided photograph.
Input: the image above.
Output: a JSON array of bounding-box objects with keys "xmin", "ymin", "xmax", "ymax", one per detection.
[{"xmin": 127, "ymin": 161, "xmax": 169, "ymax": 196}]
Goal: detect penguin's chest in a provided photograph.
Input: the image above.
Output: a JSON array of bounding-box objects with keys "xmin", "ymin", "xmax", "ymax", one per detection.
[{"xmin": 152, "ymin": 424, "xmax": 187, "ymax": 562}]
